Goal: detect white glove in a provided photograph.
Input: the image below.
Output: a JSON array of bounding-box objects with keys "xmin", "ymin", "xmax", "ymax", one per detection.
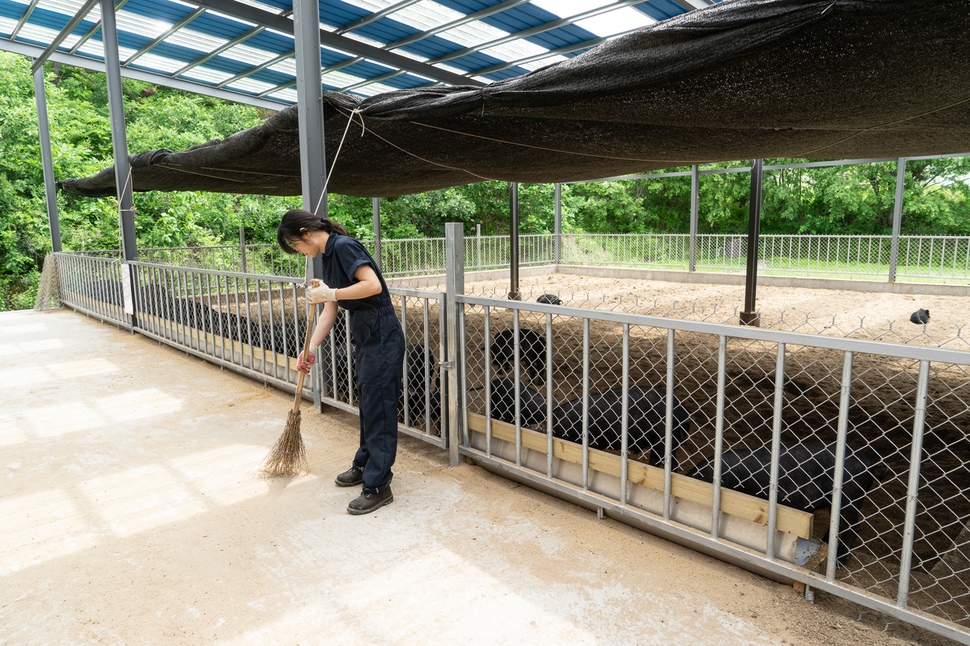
[{"xmin": 307, "ymin": 279, "xmax": 338, "ymax": 303}]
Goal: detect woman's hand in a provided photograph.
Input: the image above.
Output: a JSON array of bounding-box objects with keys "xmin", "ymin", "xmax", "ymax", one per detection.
[
  {"xmin": 296, "ymin": 350, "xmax": 316, "ymax": 374},
  {"xmin": 307, "ymin": 279, "xmax": 338, "ymax": 303}
]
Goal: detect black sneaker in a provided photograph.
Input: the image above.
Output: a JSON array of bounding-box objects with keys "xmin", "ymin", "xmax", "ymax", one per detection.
[
  {"xmin": 347, "ymin": 487, "xmax": 393, "ymax": 515},
  {"xmin": 334, "ymin": 465, "xmax": 363, "ymax": 487}
]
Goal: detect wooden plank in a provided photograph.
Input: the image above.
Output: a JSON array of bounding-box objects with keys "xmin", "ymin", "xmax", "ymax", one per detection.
[{"xmin": 467, "ymin": 412, "xmax": 813, "ymax": 539}]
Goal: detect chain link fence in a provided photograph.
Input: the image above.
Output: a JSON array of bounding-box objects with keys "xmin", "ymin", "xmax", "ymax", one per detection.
[{"xmin": 75, "ymin": 233, "xmax": 970, "ymax": 285}]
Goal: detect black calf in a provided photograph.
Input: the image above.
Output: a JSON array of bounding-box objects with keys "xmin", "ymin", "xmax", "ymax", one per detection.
[
  {"xmin": 490, "ymin": 328, "xmax": 547, "ymax": 383},
  {"xmin": 537, "ymin": 294, "xmax": 563, "ymax": 305},
  {"xmin": 476, "ymin": 376, "xmax": 548, "ymax": 428},
  {"xmin": 400, "ymin": 343, "xmax": 439, "ymax": 426},
  {"xmin": 688, "ymin": 441, "xmax": 887, "ymax": 564},
  {"xmin": 318, "ymin": 313, "xmax": 354, "ymax": 400},
  {"xmin": 549, "ymin": 385, "xmax": 691, "ymax": 471}
]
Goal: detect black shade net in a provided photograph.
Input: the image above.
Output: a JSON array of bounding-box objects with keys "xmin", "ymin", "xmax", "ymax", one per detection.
[{"xmin": 57, "ymin": 0, "xmax": 970, "ymax": 199}]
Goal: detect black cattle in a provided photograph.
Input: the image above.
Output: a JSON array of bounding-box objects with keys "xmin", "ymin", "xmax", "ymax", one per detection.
[
  {"xmin": 83, "ymin": 279, "xmax": 124, "ymax": 306},
  {"xmin": 490, "ymin": 328, "xmax": 547, "ymax": 383},
  {"xmin": 473, "ymin": 376, "xmax": 548, "ymax": 428},
  {"xmin": 910, "ymin": 308, "xmax": 930, "ymax": 324},
  {"xmin": 548, "ymin": 385, "xmax": 691, "ymax": 471},
  {"xmin": 537, "ymin": 293, "xmax": 563, "ymax": 305},
  {"xmin": 319, "ymin": 313, "xmax": 355, "ymax": 401},
  {"xmin": 688, "ymin": 441, "xmax": 887, "ymax": 564},
  {"xmin": 400, "ymin": 343, "xmax": 439, "ymax": 426}
]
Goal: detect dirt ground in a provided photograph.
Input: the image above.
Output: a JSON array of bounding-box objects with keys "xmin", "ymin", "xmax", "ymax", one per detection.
[
  {"xmin": 445, "ymin": 272, "xmax": 968, "ymax": 344},
  {"xmin": 1, "ymin": 290, "xmax": 966, "ymax": 644}
]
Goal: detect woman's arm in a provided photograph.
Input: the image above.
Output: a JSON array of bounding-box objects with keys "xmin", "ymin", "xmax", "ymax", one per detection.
[
  {"xmin": 310, "ymin": 301, "xmax": 339, "ymax": 348},
  {"xmin": 333, "ymin": 264, "xmax": 382, "ymax": 301}
]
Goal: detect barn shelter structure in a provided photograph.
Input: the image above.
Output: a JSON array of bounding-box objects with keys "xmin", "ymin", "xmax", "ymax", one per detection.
[{"xmin": 5, "ymin": 0, "xmax": 970, "ymax": 641}]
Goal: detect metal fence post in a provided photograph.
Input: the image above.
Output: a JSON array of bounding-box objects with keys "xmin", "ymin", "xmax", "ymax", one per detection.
[
  {"xmin": 239, "ymin": 227, "xmax": 247, "ymax": 273},
  {"xmin": 445, "ymin": 222, "xmax": 465, "ymax": 467},
  {"xmin": 889, "ymin": 157, "xmax": 906, "ymax": 283},
  {"xmin": 689, "ymin": 164, "xmax": 699, "ymax": 272},
  {"xmin": 372, "ymin": 197, "xmax": 382, "ymax": 269},
  {"xmin": 897, "ymin": 360, "xmax": 930, "ymax": 609},
  {"xmin": 509, "ymin": 182, "xmax": 521, "ymax": 300},
  {"xmin": 554, "ymin": 183, "xmax": 563, "ymax": 266}
]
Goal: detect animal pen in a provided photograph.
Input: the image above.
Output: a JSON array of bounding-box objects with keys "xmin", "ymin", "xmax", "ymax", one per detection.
[
  {"xmin": 47, "ymin": 223, "xmax": 970, "ymax": 643},
  {"xmin": 10, "ymin": 0, "xmax": 970, "ymax": 641}
]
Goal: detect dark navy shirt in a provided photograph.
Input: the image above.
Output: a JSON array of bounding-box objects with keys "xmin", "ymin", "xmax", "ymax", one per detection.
[{"xmin": 320, "ymin": 232, "xmax": 391, "ymax": 311}]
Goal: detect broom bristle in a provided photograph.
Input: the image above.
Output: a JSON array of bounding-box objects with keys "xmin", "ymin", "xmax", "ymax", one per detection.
[{"xmin": 259, "ymin": 409, "xmax": 310, "ymax": 478}]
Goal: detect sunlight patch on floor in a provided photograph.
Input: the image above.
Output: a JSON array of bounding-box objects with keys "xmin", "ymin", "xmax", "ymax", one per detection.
[
  {"xmin": 235, "ymin": 549, "xmax": 599, "ymax": 644},
  {"xmin": 9, "ymin": 389, "xmax": 183, "ymax": 439},
  {"xmin": 0, "ymin": 414, "xmax": 27, "ymax": 446},
  {"xmin": 93, "ymin": 389, "xmax": 183, "ymax": 423},
  {"xmin": 23, "ymin": 401, "xmax": 108, "ymax": 437},
  {"xmin": 0, "ymin": 444, "xmax": 280, "ymax": 574},
  {"xmin": 0, "ymin": 489, "xmax": 99, "ymax": 576},
  {"xmin": 0, "ymin": 323, "xmax": 48, "ymax": 336},
  {"xmin": 0, "ymin": 358, "xmax": 117, "ymax": 387},
  {"xmin": 0, "ymin": 338, "xmax": 64, "ymax": 356},
  {"xmin": 169, "ymin": 444, "xmax": 274, "ymax": 506},
  {"xmin": 78, "ymin": 464, "xmax": 210, "ymax": 538}
]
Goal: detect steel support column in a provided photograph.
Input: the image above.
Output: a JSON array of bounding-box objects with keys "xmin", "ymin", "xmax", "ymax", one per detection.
[
  {"xmin": 32, "ymin": 63, "xmax": 61, "ymax": 252},
  {"xmin": 554, "ymin": 183, "xmax": 562, "ymax": 266},
  {"xmin": 888, "ymin": 157, "xmax": 906, "ymax": 283},
  {"xmin": 509, "ymin": 182, "xmax": 521, "ymax": 300},
  {"xmin": 292, "ymin": 0, "xmax": 326, "ymax": 411},
  {"xmin": 293, "ymin": 0, "xmax": 326, "ymax": 284},
  {"xmin": 689, "ymin": 164, "xmax": 699, "ymax": 272},
  {"xmin": 740, "ymin": 159, "xmax": 763, "ymax": 326},
  {"xmin": 100, "ymin": 0, "xmax": 136, "ymax": 263}
]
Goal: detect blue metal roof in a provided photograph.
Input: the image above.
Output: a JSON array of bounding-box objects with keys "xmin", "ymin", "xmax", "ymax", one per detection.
[{"xmin": 0, "ymin": 0, "xmax": 718, "ymax": 108}]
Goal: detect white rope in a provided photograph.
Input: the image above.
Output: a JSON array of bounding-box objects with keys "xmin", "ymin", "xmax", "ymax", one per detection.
[{"xmin": 312, "ymin": 107, "xmax": 362, "ymax": 217}]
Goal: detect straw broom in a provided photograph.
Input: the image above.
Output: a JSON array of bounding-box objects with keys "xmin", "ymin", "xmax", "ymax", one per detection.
[{"xmin": 260, "ymin": 304, "xmax": 317, "ymax": 478}]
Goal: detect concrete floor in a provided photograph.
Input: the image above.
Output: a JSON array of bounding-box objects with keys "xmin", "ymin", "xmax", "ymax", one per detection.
[{"xmin": 0, "ymin": 308, "xmax": 955, "ymax": 645}]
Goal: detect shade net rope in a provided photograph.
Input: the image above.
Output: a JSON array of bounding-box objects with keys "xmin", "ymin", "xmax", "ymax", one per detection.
[{"xmin": 57, "ymin": 0, "xmax": 970, "ymax": 199}]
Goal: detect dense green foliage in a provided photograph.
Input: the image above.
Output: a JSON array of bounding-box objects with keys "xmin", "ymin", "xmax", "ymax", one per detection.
[{"xmin": 1, "ymin": 50, "xmax": 969, "ymax": 310}]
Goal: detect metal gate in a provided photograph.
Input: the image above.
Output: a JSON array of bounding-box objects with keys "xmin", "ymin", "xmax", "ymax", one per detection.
[
  {"xmin": 452, "ymin": 292, "xmax": 970, "ymax": 644},
  {"xmin": 54, "ymin": 253, "xmax": 448, "ymax": 448}
]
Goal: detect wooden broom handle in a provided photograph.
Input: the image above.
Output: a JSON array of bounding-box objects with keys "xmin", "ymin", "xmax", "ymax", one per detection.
[{"xmin": 292, "ymin": 304, "xmax": 318, "ymax": 412}]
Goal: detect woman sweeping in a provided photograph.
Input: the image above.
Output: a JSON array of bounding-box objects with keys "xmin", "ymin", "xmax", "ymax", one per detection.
[{"xmin": 277, "ymin": 209, "xmax": 405, "ymax": 515}]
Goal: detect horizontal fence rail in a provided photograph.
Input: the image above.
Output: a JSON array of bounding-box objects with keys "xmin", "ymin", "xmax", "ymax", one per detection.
[{"xmin": 76, "ymin": 233, "xmax": 970, "ymax": 285}]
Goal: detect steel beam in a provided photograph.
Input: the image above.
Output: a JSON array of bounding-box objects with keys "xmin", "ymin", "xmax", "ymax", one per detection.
[
  {"xmin": 180, "ymin": 0, "xmax": 480, "ymax": 87},
  {"xmin": 1, "ymin": 39, "xmax": 286, "ymax": 110},
  {"xmin": 30, "ymin": 0, "xmax": 101, "ymax": 72}
]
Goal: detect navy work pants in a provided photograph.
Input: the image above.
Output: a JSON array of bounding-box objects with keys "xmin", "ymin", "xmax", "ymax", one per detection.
[{"xmin": 349, "ymin": 305, "xmax": 405, "ymax": 493}]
